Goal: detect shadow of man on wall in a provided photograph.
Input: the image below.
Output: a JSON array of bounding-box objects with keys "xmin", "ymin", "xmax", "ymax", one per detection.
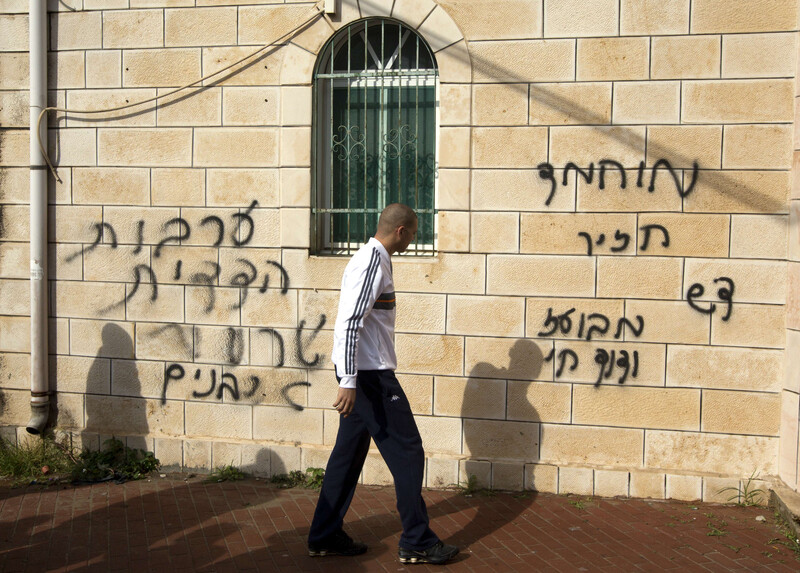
[
  {"xmin": 454, "ymin": 338, "xmax": 545, "ymax": 551},
  {"xmin": 83, "ymin": 323, "xmax": 149, "ymax": 451}
]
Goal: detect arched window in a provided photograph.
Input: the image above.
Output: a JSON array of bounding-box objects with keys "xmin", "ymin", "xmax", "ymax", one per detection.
[{"xmin": 312, "ymin": 18, "xmax": 437, "ymax": 256}]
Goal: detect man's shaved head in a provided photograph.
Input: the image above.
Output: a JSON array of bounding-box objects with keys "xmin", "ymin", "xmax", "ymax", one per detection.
[{"xmin": 377, "ymin": 203, "xmax": 417, "ymax": 234}]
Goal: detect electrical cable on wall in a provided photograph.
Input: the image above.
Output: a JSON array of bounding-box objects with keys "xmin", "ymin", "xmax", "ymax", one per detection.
[{"xmin": 36, "ymin": 3, "xmax": 328, "ymax": 183}]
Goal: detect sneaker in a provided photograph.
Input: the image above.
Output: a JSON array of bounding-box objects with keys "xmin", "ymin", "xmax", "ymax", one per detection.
[
  {"xmin": 398, "ymin": 541, "xmax": 459, "ymax": 564},
  {"xmin": 308, "ymin": 530, "xmax": 367, "ymax": 557}
]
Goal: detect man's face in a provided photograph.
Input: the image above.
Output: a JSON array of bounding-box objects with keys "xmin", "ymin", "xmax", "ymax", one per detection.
[{"xmin": 397, "ymin": 220, "xmax": 418, "ymax": 253}]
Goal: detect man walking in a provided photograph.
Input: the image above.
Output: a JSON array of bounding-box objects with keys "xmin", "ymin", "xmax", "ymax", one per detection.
[{"xmin": 307, "ymin": 204, "xmax": 459, "ymax": 565}]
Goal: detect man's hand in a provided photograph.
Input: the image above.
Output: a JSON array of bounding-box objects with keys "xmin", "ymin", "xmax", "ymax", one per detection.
[{"xmin": 333, "ymin": 387, "xmax": 356, "ymax": 418}]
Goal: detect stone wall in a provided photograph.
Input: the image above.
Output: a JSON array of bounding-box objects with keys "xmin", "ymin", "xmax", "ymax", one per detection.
[{"xmin": 0, "ymin": 0, "xmax": 796, "ymax": 501}]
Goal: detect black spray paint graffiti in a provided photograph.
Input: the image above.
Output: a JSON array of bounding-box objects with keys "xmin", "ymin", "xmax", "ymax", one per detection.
[
  {"xmin": 686, "ymin": 277, "xmax": 735, "ymax": 321},
  {"xmin": 544, "ymin": 347, "xmax": 639, "ymax": 385},
  {"xmin": 537, "ymin": 158, "xmax": 699, "ymax": 206},
  {"xmin": 578, "ymin": 224, "xmax": 670, "ymax": 256},
  {"xmin": 537, "ymin": 308, "xmax": 645, "ymax": 341}
]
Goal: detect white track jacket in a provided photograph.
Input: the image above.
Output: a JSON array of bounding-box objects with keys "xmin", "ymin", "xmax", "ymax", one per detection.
[{"xmin": 332, "ymin": 238, "xmax": 397, "ymax": 388}]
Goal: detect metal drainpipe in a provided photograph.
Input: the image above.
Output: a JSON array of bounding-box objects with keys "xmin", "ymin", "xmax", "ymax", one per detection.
[{"xmin": 26, "ymin": 0, "xmax": 49, "ymax": 435}]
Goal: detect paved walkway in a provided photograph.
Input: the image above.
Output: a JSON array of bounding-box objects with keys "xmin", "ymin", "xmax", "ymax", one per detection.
[{"xmin": 1, "ymin": 475, "xmax": 799, "ymax": 572}]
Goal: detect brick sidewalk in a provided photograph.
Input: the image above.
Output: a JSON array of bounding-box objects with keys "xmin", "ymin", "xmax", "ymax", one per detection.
[{"xmin": 1, "ymin": 476, "xmax": 798, "ymax": 572}]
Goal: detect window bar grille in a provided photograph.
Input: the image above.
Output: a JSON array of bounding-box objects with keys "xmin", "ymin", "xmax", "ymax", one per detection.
[{"xmin": 346, "ymin": 23, "xmax": 353, "ymax": 252}]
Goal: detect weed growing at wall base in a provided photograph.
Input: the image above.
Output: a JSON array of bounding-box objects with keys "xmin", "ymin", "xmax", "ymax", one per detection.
[
  {"xmin": 71, "ymin": 438, "xmax": 160, "ymax": 483},
  {"xmin": 717, "ymin": 471, "xmax": 766, "ymax": 506},
  {"xmin": 0, "ymin": 435, "xmax": 74, "ymax": 484},
  {"xmin": 205, "ymin": 464, "xmax": 246, "ymax": 483},
  {"xmin": 271, "ymin": 467, "xmax": 325, "ymax": 489}
]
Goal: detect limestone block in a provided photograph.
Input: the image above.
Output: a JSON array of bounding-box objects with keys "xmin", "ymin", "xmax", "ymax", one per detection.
[
  {"xmin": 471, "ymin": 40, "xmax": 574, "ymax": 83},
  {"xmin": 50, "ymin": 10, "xmax": 101, "ymax": 50},
  {"xmin": 86, "ymin": 50, "xmax": 121, "ymax": 89},
  {"xmin": 785, "ymin": 330, "xmax": 800, "ymax": 392},
  {"xmin": 184, "ymin": 440, "xmax": 212, "ymax": 472},
  {"xmin": 526, "ymin": 297, "xmax": 624, "ymax": 341},
  {"xmin": 637, "ymin": 213, "xmax": 729, "ymax": 258},
  {"xmin": 629, "ymin": 471, "xmax": 665, "ymax": 499},
  {"xmin": 157, "ymin": 88, "xmax": 222, "ymax": 127},
  {"xmin": 613, "ymin": 81, "xmax": 680, "ymax": 125},
  {"xmin": 241, "ymin": 288, "xmax": 297, "ymax": 329},
  {"xmin": 780, "ymin": 391, "xmax": 799, "ymax": 483},
  {"xmin": 711, "ymin": 303, "xmax": 785, "ymax": 349},
  {"xmin": 395, "ymin": 333, "xmax": 463, "ymax": 376},
  {"xmin": 48, "ymin": 51, "xmax": 86, "ymax": 90},
  {"xmin": 222, "ymin": 366, "xmax": 307, "ymax": 407},
  {"xmin": 253, "ymin": 405, "xmax": 323, "ymax": 444},
  {"xmin": 395, "ymin": 292, "xmax": 446, "ymax": 334},
  {"xmin": 133, "ymin": 0, "xmax": 194, "ymax": 6},
  {"xmin": 0, "ymin": 53, "xmax": 28, "ymax": 89},
  {"xmin": 415, "ymin": 415, "xmax": 461, "ymax": 455},
  {"xmin": 242, "ymin": 443, "xmax": 271, "ymax": 475},
  {"xmin": 279, "ymin": 249, "xmax": 348, "ymax": 290},
  {"xmin": 471, "ymin": 169, "xmax": 575, "ymax": 212},
  {"xmin": 619, "ymin": 0, "xmax": 690, "ymax": 35},
  {"xmin": 524, "ymin": 463, "xmax": 558, "ymax": 492},
  {"xmin": 273, "ymin": 324, "xmax": 331, "ymax": 370},
  {"xmin": 723, "ymin": 125, "xmax": 792, "ymax": 170},
  {"xmin": 683, "ymin": 80, "xmax": 793, "ymax": 124},
  {"xmin": 217, "ymin": 246, "xmax": 283, "ymax": 290},
  {"xmin": 111, "ymin": 359, "xmax": 165, "ymax": 400},
  {"xmin": 49, "ymin": 129, "xmax": 97, "ymax": 168},
  {"xmin": 541, "ymin": 425, "xmax": 643, "ymax": 467},
  {"xmin": 207, "ymin": 169, "xmax": 278, "ymax": 208},
  {"xmin": 98, "ymin": 129, "xmax": 193, "ymax": 167},
  {"xmin": 53, "ymin": 394, "xmax": 85, "ymax": 430},
  {"xmin": 201, "ymin": 46, "xmax": 282, "ymax": 87},
  {"xmin": 279, "ymin": 168, "xmax": 310, "ymax": 208},
  {"xmin": 668, "ymin": 345, "xmax": 782, "ymax": 392},
  {"xmin": 597, "ymin": 257, "xmax": 683, "ymax": 299},
  {"xmin": 645, "ymin": 430, "xmax": 777, "ymax": 475},
  {"xmin": 550, "ymin": 126, "xmax": 646, "ymax": 168},
  {"xmin": 298, "ymin": 289, "xmax": 339, "ymax": 330},
  {"xmin": 685, "ymin": 258, "xmax": 785, "ymax": 305},
  {"xmin": 491, "ymin": 462, "xmax": 523, "ymax": 491},
  {"xmin": 322, "ymin": 408, "xmax": 339, "ymax": 446},
  {"xmin": 194, "ymin": 325, "xmax": 251, "ymax": 365},
  {"xmin": 416, "ymin": 6, "xmax": 462, "ymax": 52},
  {"xmin": 362, "ymin": 453, "xmax": 394, "ymax": 486},
  {"xmin": 520, "ymin": 213, "xmax": 636, "ymax": 256},
  {"xmin": 185, "ymin": 402, "xmax": 251, "ymax": 440},
  {"xmin": 731, "ymin": 215, "xmax": 787, "ymax": 260},
  {"xmin": 426, "ymin": 457, "xmax": 459, "ymax": 488},
  {"xmin": 123, "ymin": 49, "xmax": 202, "ymax": 88},
  {"xmin": 50, "ymin": 317, "xmax": 69, "ymax": 355},
  {"xmin": 0, "ymin": 91, "xmax": 28, "ymax": 128},
  {"xmin": 389, "ymin": 0, "xmax": 434, "ymax": 29},
  {"xmin": 470, "ymin": 212, "xmax": 518, "ymax": 254},
  {"xmin": 577, "ymin": 37, "xmax": 649, "ymax": 82},
  {"xmin": 391, "ymin": 253, "xmax": 486, "ymax": 294},
  {"xmin": 280, "ymin": 127, "xmax": 310, "ymax": 167},
  {"xmin": 0, "ymin": 242, "xmax": 28, "ymax": 279},
  {"xmin": 270, "ymin": 444, "xmax": 302, "ymax": 475},
  {"xmin": 0, "ymin": 389, "xmax": 31, "ymax": 425},
  {"xmin": 545, "ymin": 0, "xmax": 618, "ymax": 37},
  {"xmin": 435, "ymin": 40, "xmax": 471, "ymax": 84},
  {"xmin": 47, "ymin": 244, "xmax": 80, "ymax": 281},
  {"xmin": 691, "ymin": 0, "xmax": 796, "ymax": 33},
  {"xmin": 647, "ymin": 125, "xmax": 722, "ymax": 169},
  {"xmin": 224, "ymin": 87, "xmax": 280, "ymax": 127},
  {"xmin": 134, "ymin": 322, "xmax": 192, "ymax": 361},
  {"xmin": 437, "ymin": 169, "xmax": 469, "ymax": 211},
  {"xmin": 723, "ymin": 33, "xmax": 795, "ymax": 79},
  {"xmin": 790, "ymin": 261, "xmax": 800, "ymax": 329},
  {"xmin": 185, "ymin": 286, "xmax": 241, "ymax": 326},
  {"xmin": 53, "ymin": 279, "xmax": 126, "ymax": 320},
  {"xmin": 178, "ymin": 206, "xmax": 238, "ymax": 247},
  {"xmin": 88, "ymin": 395, "xmax": 183, "ymax": 436},
  {"xmin": 85, "ymin": 0, "xmax": 130, "ymax": 7},
  {"xmin": 101, "ymin": 206, "xmax": 179, "ymax": 247},
  {"xmin": 193, "ymin": 128, "xmax": 279, "ymax": 167},
  {"xmin": 357, "ymin": 0, "xmax": 393, "ymax": 18},
  {"xmin": 436, "ymin": 211, "xmax": 468, "ymax": 253},
  {"xmin": 553, "ymin": 341, "xmax": 667, "ymax": 386},
  {"xmin": 397, "ymin": 374, "xmax": 433, "ymax": 415},
  {"xmin": 446, "ymin": 295, "xmax": 523, "ymax": 337},
  {"xmin": 506, "ymin": 380, "xmax": 571, "ymax": 423},
  {"xmin": 165, "ymin": 7, "xmax": 237, "ymax": 47},
  {"xmin": 702, "ymin": 390, "xmax": 780, "ymax": 436},
  {"xmin": 529, "ymin": 82, "xmax": 612, "ymax": 126},
  {"xmin": 238, "ymin": 5, "xmax": 318, "ymax": 46},
  {"xmin": 279, "ymin": 42, "xmax": 316, "ymax": 85},
  {"xmin": 82, "ymin": 244, "xmax": 150, "ymax": 283},
  {"xmin": 72, "ymin": 168, "xmax": 149, "ymax": 206},
  {"xmin": 439, "ymin": 84, "xmax": 470, "ymax": 126},
  {"xmin": 433, "ymin": 376, "xmax": 506, "ymax": 419},
  {"xmin": 0, "ymin": 205, "xmax": 28, "ymax": 240},
  {"xmin": 472, "ymin": 127, "xmax": 547, "ymax": 169},
  {"xmin": 573, "ymin": 385, "xmax": 700, "ymax": 431},
  {"xmin": 486, "ymin": 255, "xmax": 595, "ymax": 297},
  {"xmin": 279, "ymin": 208, "xmax": 308, "ymax": 248},
  {"xmin": 470, "ymin": 84, "xmax": 524, "ymax": 126},
  {"xmin": 558, "ymin": 467, "xmax": 594, "ymax": 495},
  {"xmin": 151, "ymin": 169, "xmax": 205, "ymax": 206},
  {"xmin": 439, "ymin": 127, "xmax": 470, "ymax": 169},
  {"xmin": 103, "ymin": 9, "xmax": 163, "ymax": 49},
  {"xmin": 0, "ymin": 352, "xmax": 31, "ymax": 390},
  {"xmin": 463, "ymin": 418, "xmax": 538, "ymax": 461},
  {"xmin": 48, "ymin": 354, "xmax": 109, "ymax": 395},
  {"xmin": 685, "ymin": 170, "xmax": 789, "ymax": 214},
  {"xmin": 666, "ymin": 474, "xmax": 701, "ymax": 501},
  {"xmin": 0, "ymin": 0, "xmax": 27, "ymax": 13},
  {"xmin": 703, "ymin": 476, "xmax": 746, "ymax": 504},
  {"xmin": 464, "ymin": 336, "xmax": 549, "ymax": 382},
  {"xmin": 594, "ymin": 469, "xmax": 629, "ymax": 498},
  {"xmin": 624, "ymin": 300, "xmax": 709, "ymax": 344},
  {"xmin": 287, "ymin": 12, "xmax": 333, "ymax": 55},
  {"xmin": 652, "ymin": 36, "xmax": 722, "ymax": 81},
  {"xmin": 155, "ymin": 438, "xmax": 183, "ymax": 470}
]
